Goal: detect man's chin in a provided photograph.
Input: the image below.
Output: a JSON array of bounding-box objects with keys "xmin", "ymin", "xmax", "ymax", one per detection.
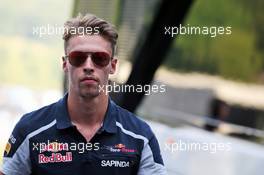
[{"xmin": 79, "ymin": 90, "xmax": 100, "ymax": 99}]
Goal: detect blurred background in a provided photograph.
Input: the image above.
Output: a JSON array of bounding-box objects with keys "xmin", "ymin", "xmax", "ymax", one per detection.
[{"xmin": 1, "ymin": 0, "xmax": 264, "ymax": 174}]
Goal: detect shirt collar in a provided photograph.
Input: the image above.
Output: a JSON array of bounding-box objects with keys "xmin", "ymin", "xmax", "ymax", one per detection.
[
  {"xmin": 55, "ymin": 93, "xmax": 117, "ymax": 134},
  {"xmin": 55, "ymin": 93, "xmax": 74, "ymax": 129},
  {"xmin": 100, "ymin": 99, "xmax": 117, "ymax": 134}
]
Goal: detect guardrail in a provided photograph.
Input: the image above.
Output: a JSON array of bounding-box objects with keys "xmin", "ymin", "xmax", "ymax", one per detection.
[{"xmin": 141, "ymin": 107, "xmax": 264, "ymax": 140}]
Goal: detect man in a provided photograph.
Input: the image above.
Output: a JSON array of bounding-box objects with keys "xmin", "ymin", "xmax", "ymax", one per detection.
[{"xmin": 0, "ymin": 13, "xmax": 166, "ymax": 175}]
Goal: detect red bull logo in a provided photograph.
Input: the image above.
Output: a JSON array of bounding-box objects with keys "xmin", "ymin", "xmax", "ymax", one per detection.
[{"xmin": 38, "ymin": 152, "xmax": 72, "ymax": 163}]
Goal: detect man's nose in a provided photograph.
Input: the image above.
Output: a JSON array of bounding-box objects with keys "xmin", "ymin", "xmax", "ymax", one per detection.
[{"xmin": 83, "ymin": 55, "xmax": 95, "ymax": 73}]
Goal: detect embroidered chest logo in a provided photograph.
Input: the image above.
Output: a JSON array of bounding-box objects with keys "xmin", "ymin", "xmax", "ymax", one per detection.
[
  {"xmin": 101, "ymin": 160, "xmax": 130, "ymax": 167},
  {"xmin": 104, "ymin": 143, "xmax": 137, "ymax": 153},
  {"xmin": 38, "ymin": 152, "xmax": 72, "ymax": 164},
  {"xmin": 35, "ymin": 141, "xmax": 72, "ymax": 164}
]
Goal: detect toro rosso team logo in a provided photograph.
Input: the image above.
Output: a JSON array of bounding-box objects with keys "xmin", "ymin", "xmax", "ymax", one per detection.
[
  {"xmin": 104, "ymin": 143, "xmax": 137, "ymax": 153},
  {"xmin": 115, "ymin": 143, "xmax": 125, "ymax": 149}
]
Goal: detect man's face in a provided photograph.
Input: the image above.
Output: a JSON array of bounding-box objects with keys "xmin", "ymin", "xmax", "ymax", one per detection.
[{"xmin": 63, "ymin": 35, "xmax": 117, "ymax": 98}]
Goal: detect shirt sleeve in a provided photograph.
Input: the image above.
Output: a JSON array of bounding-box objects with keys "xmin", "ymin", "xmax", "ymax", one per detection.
[
  {"xmin": 1, "ymin": 119, "xmax": 31, "ymax": 175},
  {"xmin": 138, "ymin": 133, "xmax": 167, "ymax": 175}
]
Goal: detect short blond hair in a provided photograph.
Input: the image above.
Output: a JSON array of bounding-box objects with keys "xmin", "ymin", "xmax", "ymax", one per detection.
[{"xmin": 63, "ymin": 13, "xmax": 118, "ymax": 56}]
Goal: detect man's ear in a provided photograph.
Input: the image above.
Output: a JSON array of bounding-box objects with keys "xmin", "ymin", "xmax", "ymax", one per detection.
[
  {"xmin": 110, "ymin": 57, "xmax": 117, "ymax": 74},
  {"xmin": 62, "ymin": 56, "xmax": 68, "ymax": 72}
]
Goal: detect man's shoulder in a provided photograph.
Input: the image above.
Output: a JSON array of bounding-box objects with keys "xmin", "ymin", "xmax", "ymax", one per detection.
[
  {"xmin": 113, "ymin": 102, "xmax": 154, "ymax": 140},
  {"xmin": 4, "ymin": 101, "xmax": 58, "ymax": 158},
  {"xmin": 15, "ymin": 101, "xmax": 57, "ymax": 135}
]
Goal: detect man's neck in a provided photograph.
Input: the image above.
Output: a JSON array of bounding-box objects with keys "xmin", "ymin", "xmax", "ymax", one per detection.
[{"xmin": 67, "ymin": 92, "xmax": 108, "ymax": 127}]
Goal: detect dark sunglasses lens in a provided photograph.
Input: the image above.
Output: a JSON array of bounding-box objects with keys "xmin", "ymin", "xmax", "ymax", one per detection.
[
  {"xmin": 68, "ymin": 52, "xmax": 87, "ymax": 67},
  {"xmin": 91, "ymin": 52, "xmax": 110, "ymax": 67}
]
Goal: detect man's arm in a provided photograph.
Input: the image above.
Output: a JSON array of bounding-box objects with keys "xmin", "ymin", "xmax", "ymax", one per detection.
[
  {"xmin": 138, "ymin": 134, "xmax": 167, "ymax": 175},
  {"xmin": 0, "ymin": 171, "xmax": 4, "ymax": 175},
  {"xmin": 1, "ymin": 117, "xmax": 32, "ymax": 175}
]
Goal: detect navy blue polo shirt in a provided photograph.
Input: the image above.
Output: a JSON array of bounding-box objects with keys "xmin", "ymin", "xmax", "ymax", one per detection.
[{"xmin": 1, "ymin": 94, "xmax": 166, "ymax": 175}]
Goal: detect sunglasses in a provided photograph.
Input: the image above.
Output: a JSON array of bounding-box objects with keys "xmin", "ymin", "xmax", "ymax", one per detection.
[{"xmin": 64, "ymin": 51, "xmax": 112, "ymax": 67}]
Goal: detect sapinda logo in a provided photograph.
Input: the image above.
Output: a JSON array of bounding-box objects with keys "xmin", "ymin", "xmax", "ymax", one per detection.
[{"xmin": 101, "ymin": 160, "xmax": 130, "ymax": 168}]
